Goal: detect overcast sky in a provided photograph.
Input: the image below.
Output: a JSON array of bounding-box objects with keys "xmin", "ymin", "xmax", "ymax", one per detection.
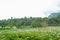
[{"xmin": 0, "ymin": 0, "xmax": 60, "ymax": 19}]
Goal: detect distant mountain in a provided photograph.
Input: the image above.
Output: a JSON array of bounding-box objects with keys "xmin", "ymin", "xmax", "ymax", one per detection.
[{"xmin": 48, "ymin": 12, "xmax": 60, "ymax": 18}]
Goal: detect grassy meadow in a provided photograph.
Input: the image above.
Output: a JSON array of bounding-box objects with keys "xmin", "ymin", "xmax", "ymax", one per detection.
[{"xmin": 0, "ymin": 26, "xmax": 60, "ymax": 40}]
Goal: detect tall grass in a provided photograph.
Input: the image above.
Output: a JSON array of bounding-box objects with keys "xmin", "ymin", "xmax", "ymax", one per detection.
[{"xmin": 0, "ymin": 27, "xmax": 60, "ymax": 40}]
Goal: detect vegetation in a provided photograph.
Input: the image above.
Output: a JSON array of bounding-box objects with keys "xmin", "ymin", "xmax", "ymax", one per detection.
[
  {"xmin": 0, "ymin": 17, "xmax": 48, "ymax": 29},
  {"xmin": 0, "ymin": 27, "xmax": 60, "ymax": 40},
  {"xmin": 48, "ymin": 15, "xmax": 60, "ymax": 26},
  {"xmin": 0, "ymin": 14, "xmax": 60, "ymax": 28},
  {"xmin": 48, "ymin": 12, "xmax": 60, "ymax": 18},
  {"xmin": 0, "ymin": 13, "xmax": 60, "ymax": 40}
]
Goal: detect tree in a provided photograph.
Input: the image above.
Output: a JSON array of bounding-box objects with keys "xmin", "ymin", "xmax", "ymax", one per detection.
[
  {"xmin": 0, "ymin": 20, "xmax": 7, "ymax": 29},
  {"xmin": 7, "ymin": 17, "xmax": 14, "ymax": 28},
  {"xmin": 31, "ymin": 18, "xmax": 43, "ymax": 27}
]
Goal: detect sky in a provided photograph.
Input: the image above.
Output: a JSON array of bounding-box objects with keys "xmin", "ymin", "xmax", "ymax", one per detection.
[{"xmin": 0, "ymin": 0, "xmax": 60, "ymax": 19}]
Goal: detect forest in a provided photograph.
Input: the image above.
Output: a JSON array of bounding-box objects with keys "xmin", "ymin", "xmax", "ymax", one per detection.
[{"xmin": 0, "ymin": 14, "xmax": 60, "ymax": 29}]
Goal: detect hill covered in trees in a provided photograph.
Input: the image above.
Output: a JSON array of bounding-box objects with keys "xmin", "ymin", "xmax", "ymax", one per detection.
[{"xmin": 48, "ymin": 12, "xmax": 60, "ymax": 18}]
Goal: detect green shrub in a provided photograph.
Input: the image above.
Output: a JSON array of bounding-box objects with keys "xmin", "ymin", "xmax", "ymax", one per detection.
[{"xmin": 0, "ymin": 30, "xmax": 60, "ymax": 40}]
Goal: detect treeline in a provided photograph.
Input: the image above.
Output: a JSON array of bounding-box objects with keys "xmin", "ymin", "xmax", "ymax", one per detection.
[
  {"xmin": 0, "ymin": 15, "xmax": 60, "ymax": 29},
  {"xmin": 48, "ymin": 15, "xmax": 60, "ymax": 26},
  {"xmin": 0, "ymin": 17, "xmax": 48, "ymax": 29}
]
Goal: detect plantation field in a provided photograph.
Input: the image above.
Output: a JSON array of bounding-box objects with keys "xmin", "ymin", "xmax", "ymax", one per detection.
[{"xmin": 0, "ymin": 26, "xmax": 60, "ymax": 40}]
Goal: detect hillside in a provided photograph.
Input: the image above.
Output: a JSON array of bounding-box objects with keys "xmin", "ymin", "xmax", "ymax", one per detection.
[{"xmin": 48, "ymin": 12, "xmax": 60, "ymax": 18}]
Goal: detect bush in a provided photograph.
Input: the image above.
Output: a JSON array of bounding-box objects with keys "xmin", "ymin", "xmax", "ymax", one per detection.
[
  {"xmin": 31, "ymin": 21, "xmax": 43, "ymax": 27},
  {"xmin": 0, "ymin": 31, "xmax": 60, "ymax": 40}
]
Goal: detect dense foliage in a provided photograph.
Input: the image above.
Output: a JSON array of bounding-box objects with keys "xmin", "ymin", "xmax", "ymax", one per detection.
[
  {"xmin": 0, "ymin": 14, "xmax": 60, "ymax": 29},
  {"xmin": 48, "ymin": 15, "xmax": 60, "ymax": 26},
  {"xmin": 0, "ymin": 27, "xmax": 60, "ymax": 40},
  {"xmin": 0, "ymin": 17, "xmax": 48, "ymax": 29}
]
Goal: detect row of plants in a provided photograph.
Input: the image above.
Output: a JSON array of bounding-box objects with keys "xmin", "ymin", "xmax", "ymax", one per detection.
[{"xmin": 0, "ymin": 30, "xmax": 60, "ymax": 40}]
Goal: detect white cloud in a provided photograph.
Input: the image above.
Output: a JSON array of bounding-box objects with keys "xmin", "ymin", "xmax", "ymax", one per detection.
[
  {"xmin": 0, "ymin": 0, "xmax": 16, "ymax": 4},
  {"xmin": 0, "ymin": 0, "xmax": 60, "ymax": 19}
]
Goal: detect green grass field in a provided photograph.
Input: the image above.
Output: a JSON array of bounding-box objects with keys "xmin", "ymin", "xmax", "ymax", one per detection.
[{"xmin": 0, "ymin": 26, "xmax": 60, "ymax": 40}]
